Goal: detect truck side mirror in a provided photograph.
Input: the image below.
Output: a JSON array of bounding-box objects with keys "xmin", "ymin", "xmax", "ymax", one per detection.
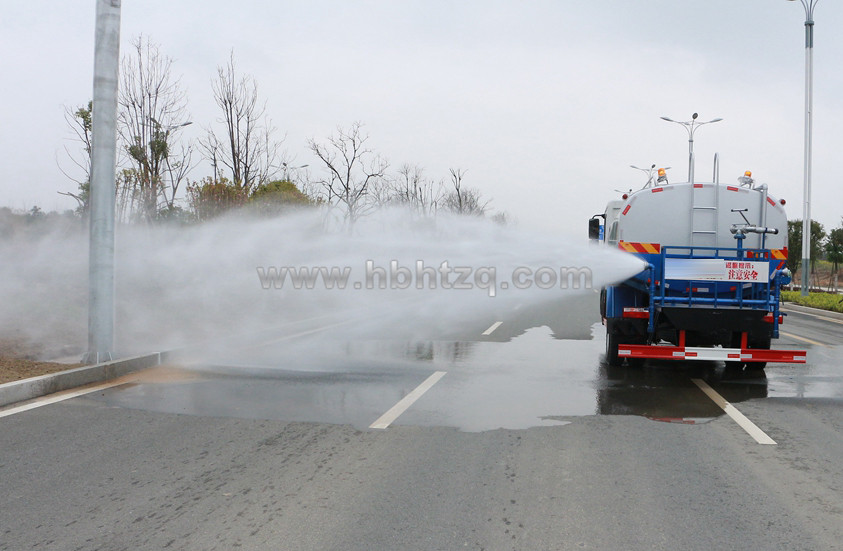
[{"xmin": 588, "ymin": 217, "xmax": 601, "ymax": 241}]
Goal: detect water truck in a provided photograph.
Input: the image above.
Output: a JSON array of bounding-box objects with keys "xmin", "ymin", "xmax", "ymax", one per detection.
[{"xmin": 589, "ymin": 116, "xmax": 806, "ymax": 370}]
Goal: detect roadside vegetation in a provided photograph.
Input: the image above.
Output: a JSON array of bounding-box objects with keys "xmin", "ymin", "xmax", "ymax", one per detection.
[
  {"xmin": 787, "ymin": 218, "xmax": 843, "ymax": 294},
  {"xmin": 781, "ymin": 291, "xmax": 843, "ymax": 314},
  {"xmin": 2, "ymin": 38, "xmax": 507, "ymax": 374},
  {"xmin": 50, "ymin": 37, "xmax": 505, "ymax": 230}
]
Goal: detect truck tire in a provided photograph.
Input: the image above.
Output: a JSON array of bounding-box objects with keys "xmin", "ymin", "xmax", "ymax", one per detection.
[
  {"xmin": 726, "ymin": 332, "xmax": 747, "ymax": 371},
  {"xmin": 726, "ymin": 333, "xmax": 770, "ymax": 372},
  {"xmin": 605, "ymin": 319, "xmax": 621, "ymax": 367},
  {"xmin": 626, "ymin": 357, "xmax": 646, "ymax": 369},
  {"xmin": 747, "ymin": 334, "xmax": 771, "ymax": 372},
  {"xmin": 599, "ymin": 288, "xmax": 607, "ymax": 319}
]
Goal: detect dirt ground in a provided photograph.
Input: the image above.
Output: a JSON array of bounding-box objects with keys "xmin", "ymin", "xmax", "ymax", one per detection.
[
  {"xmin": 0, "ymin": 357, "xmax": 81, "ymax": 385},
  {"xmin": 0, "ymin": 337, "xmax": 82, "ymax": 385}
]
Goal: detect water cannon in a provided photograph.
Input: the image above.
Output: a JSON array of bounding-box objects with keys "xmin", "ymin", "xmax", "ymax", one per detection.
[
  {"xmin": 730, "ymin": 225, "xmax": 779, "ymax": 237},
  {"xmin": 730, "ymin": 208, "xmax": 778, "ymax": 240}
]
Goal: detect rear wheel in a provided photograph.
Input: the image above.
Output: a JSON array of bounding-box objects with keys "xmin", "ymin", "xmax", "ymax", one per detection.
[
  {"xmin": 626, "ymin": 357, "xmax": 645, "ymax": 368},
  {"xmin": 606, "ymin": 319, "xmax": 645, "ymax": 367},
  {"xmin": 599, "ymin": 288, "xmax": 607, "ymax": 319},
  {"xmin": 726, "ymin": 332, "xmax": 770, "ymax": 372},
  {"xmin": 744, "ymin": 363, "xmax": 767, "ymax": 375},
  {"xmin": 746, "ymin": 334, "xmax": 771, "ymax": 372},
  {"xmin": 605, "ymin": 320, "xmax": 621, "ymax": 366}
]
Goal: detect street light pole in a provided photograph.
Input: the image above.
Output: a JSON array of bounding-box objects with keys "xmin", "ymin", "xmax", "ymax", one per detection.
[
  {"xmin": 660, "ymin": 113, "xmax": 723, "ymax": 185},
  {"xmin": 84, "ymin": 0, "xmax": 121, "ymax": 364},
  {"xmin": 789, "ymin": 0, "xmax": 818, "ymax": 296}
]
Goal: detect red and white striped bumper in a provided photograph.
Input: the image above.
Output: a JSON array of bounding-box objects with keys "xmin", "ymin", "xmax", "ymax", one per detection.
[{"xmin": 618, "ymin": 345, "xmax": 807, "ymax": 363}]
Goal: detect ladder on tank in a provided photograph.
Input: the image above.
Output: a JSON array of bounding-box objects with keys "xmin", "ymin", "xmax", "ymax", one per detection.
[{"xmin": 690, "ymin": 159, "xmax": 720, "ymax": 248}]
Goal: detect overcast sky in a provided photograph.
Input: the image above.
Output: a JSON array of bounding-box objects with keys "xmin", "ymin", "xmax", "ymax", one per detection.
[{"xmin": 1, "ymin": 0, "xmax": 841, "ymax": 234}]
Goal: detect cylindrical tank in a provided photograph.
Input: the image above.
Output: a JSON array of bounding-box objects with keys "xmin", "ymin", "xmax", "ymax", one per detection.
[{"xmin": 612, "ymin": 182, "xmax": 787, "ymax": 251}]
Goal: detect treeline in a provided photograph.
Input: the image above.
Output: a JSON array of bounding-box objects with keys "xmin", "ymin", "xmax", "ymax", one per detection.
[
  {"xmin": 787, "ymin": 218, "xmax": 843, "ymax": 286},
  {"xmin": 59, "ymin": 37, "xmax": 505, "ymax": 227},
  {"xmin": 0, "ymin": 207, "xmax": 83, "ymax": 240}
]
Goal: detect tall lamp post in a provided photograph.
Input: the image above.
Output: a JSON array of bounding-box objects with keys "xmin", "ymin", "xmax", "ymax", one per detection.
[
  {"xmin": 84, "ymin": 0, "xmax": 121, "ymax": 364},
  {"xmin": 788, "ymin": 0, "xmax": 818, "ymax": 296},
  {"xmin": 660, "ymin": 113, "xmax": 723, "ymax": 185}
]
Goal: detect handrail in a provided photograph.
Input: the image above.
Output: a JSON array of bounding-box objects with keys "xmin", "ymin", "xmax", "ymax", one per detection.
[{"xmin": 654, "ymin": 245, "xmax": 777, "ymax": 311}]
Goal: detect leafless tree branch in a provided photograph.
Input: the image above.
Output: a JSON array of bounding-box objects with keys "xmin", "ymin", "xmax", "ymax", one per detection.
[
  {"xmin": 307, "ymin": 122, "xmax": 388, "ymax": 227},
  {"xmin": 117, "ymin": 35, "xmax": 192, "ymax": 222}
]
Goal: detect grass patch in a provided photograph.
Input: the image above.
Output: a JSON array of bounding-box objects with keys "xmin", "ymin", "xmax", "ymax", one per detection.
[{"xmin": 781, "ymin": 290, "xmax": 843, "ymax": 313}]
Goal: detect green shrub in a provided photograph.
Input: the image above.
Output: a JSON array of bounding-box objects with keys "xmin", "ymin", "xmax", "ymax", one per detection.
[{"xmin": 781, "ymin": 290, "xmax": 843, "ymax": 313}]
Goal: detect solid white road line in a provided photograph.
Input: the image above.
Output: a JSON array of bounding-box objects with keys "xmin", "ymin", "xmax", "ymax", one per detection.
[
  {"xmin": 0, "ymin": 380, "xmax": 128, "ymax": 419},
  {"xmin": 482, "ymin": 321, "xmax": 503, "ymax": 336},
  {"xmin": 692, "ymin": 378, "xmax": 777, "ymax": 445},
  {"xmin": 779, "ymin": 331, "xmax": 827, "ymax": 348},
  {"xmin": 370, "ymin": 371, "xmax": 447, "ymax": 429},
  {"xmin": 781, "ymin": 307, "xmax": 843, "ymax": 325}
]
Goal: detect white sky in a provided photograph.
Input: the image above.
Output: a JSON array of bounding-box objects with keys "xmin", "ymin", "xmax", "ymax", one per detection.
[{"xmin": 1, "ymin": 0, "xmax": 841, "ymax": 235}]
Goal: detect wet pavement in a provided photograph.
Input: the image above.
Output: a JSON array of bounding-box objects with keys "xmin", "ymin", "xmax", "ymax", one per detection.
[
  {"xmin": 82, "ymin": 294, "xmax": 843, "ymax": 432},
  {"xmin": 5, "ymin": 296, "xmax": 843, "ymax": 551}
]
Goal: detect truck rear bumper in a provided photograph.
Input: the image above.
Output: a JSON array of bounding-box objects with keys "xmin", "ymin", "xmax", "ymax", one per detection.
[{"xmin": 618, "ymin": 344, "xmax": 806, "ymax": 363}]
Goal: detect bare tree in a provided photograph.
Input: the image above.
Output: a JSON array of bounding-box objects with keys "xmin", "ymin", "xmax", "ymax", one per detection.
[
  {"xmin": 118, "ymin": 36, "xmax": 193, "ymax": 222},
  {"xmin": 307, "ymin": 122, "xmax": 388, "ymax": 226},
  {"xmin": 201, "ymin": 52, "xmax": 282, "ymax": 193},
  {"xmin": 57, "ymin": 101, "xmax": 93, "ymax": 213},
  {"xmin": 444, "ymin": 168, "xmax": 489, "ymax": 216},
  {"xmin": 490, "ymin": 211, "xmax": 510, "ymax": 226},
  {"xmin": 387, "ymin": 164, "xmax": 443, "ymax": 217}
]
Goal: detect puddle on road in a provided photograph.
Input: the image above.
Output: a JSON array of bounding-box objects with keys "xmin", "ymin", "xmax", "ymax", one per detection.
[
  {"xmin": 763, "ymin": 345, "xmax": 843, "ymax": 399},
  {"xmin": 78, "ymin": 322, "xmax": 841, "ymax": 432}
]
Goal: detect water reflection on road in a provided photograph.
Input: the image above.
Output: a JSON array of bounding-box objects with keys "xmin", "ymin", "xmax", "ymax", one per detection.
[{"xmin": 79, "ymin": 319, "xmax": 843, "ymax": 432}]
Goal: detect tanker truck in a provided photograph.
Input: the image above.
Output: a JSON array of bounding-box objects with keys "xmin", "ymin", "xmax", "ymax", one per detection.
[{"xmin": 590, "ymin": 152, "xmax": 806, "ymax": 371}]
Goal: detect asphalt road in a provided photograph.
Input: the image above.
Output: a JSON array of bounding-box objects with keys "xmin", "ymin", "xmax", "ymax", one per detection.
[{"xmin": 1, "ymin": 293, "xmax": 842, "ymax": 550}]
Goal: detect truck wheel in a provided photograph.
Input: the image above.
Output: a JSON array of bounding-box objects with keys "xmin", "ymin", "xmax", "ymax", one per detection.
[
  {"xmin": 726, "ymin": 332, "xmax": 771, "ymax": 372},
  {"xmin": 747, "ymin": 335, "xmax": 770, "ymax": 372},
  {"xmin": 749, "ymin": 335, "xmax": 772, "ymax": 371},
  {"xmin": 605, "ymin": 320, "xmax": 622, "ymax": 367},
  {"xmin": 741, "ymin": 334, "xmax": 771, "ymax": 372},
  {"xmin": 627, "ymin": 357, "xmax": 645, "ymax": 369},
  {"xmin": 726, "ymin": 332, "xmax": 747, "ymax": 371},
  {"xmin": 599, "ymin": 288, "xmax": 607, "ymax": 319}
]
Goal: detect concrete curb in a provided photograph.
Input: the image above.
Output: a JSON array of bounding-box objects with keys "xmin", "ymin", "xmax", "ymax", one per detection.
[
  {"xmin": 0, "ymin": 352, "xmax": 163, "ymax": 409},
  {"xmin": 782, "ymin": 302, "xmax": 843, "ymax": 321},
  {"xmin": 0, "ymin": 317, "xmax": 343, "ymax": 410}
]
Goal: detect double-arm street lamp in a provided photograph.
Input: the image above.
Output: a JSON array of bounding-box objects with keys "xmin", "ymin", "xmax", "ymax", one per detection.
[
  {"xmin": 788, "ymin": 0, "xmax": 819, "ymax": 296},
  {"xmin": 150, "ymin": 118, "xmax": 193, "ymax": 133},
  {"xmin": 282, "ymin": 163, "xmax": 309, "ymax": 181},
  {"xmin": 660, "ymin": 113, "xmax": 723, "ymax": 185}
]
